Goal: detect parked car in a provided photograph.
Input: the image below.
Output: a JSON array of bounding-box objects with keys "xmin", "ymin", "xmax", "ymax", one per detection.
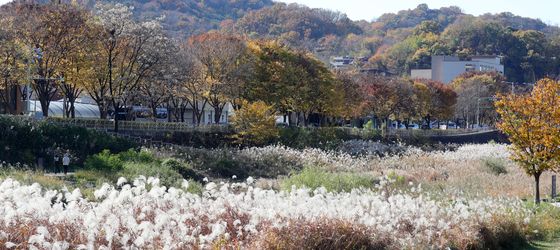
[{"xmin": 408, "ymin": 123, "xmax": 420, "ymax": 129}]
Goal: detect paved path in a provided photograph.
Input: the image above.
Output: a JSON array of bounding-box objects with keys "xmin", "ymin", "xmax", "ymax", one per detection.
[
  {"xmin": 44, "ymin": 173, "xmax": 75, "ymax": 177},
  {"xmin": 530, "ymin": 239, "xmax": 560, "ymax": 250}
]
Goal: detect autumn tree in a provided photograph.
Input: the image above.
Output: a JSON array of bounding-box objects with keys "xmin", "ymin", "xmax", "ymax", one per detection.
[
  {"xmin": 334, "ymin": 70, "xmax": 363, "ymax": 120},
  {"xmin": 14, "ymin": 3, "xmax": 89, "ymax": 117},
  {"xmin": 452, "ymin": 72, "xmax": 507, "ymax": 127},
  {"xmin": 231, "ymin": 100, "xmax": 278, "ymax": 146},
  {"xmin": 175, "ymin": 43, "xmax": 207, "ymax": 125},
  {"xmin": 58, "ymin": 9, "xmax": 97, "ymax": 118},
  {"xmin": 413, "ymin": 79, "xmax": 457, "ymax": 127},
  {"xmin": 248, "ymin": 40, "xmax": 341, "ymax": 126},
  {"xmin": 188, "ymin": 33, "xmax": 249, "ymax": 124},
  {"xmin": 0, "ymin": 13, "xmax": 25, "ymax": 114},
  {"xmin": 92, "ymin": 3, "xmax": 168, "ymax": 130},
  {"xmin": 495, "ymin": 78, "xmax": 560, "ymax": 204},
  {"xmin": 359, "ymin": 76, "xmax": 404, "ymax": 131},
  {"xmin": 136, "ymin": 34, "xmax": 176, "ymax": 121}
]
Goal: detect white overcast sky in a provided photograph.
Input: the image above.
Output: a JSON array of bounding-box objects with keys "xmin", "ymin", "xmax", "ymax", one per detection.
[{"xmin": 0, "ymin": 0, "xmax": 558, "ymax": 26}]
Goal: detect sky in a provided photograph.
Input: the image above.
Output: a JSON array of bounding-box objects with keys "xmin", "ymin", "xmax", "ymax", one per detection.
[
  {"xmin": 276, "ymin": 0, "xmax": 560, "ymax": 26},
  {"xmin": 0, "ymin": 0, "xmax": 558, "ymax": 26}
]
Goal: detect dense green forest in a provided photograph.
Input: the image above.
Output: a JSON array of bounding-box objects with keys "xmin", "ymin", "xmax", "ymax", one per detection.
[{"xmin": 6, "ymin": 1, "xmax": 560, "ymax": 83}]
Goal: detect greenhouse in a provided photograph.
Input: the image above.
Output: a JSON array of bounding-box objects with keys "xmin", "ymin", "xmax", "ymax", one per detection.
[{"xmin": 28, "ymin": 100, "xmax": 100, "ymax": 119}]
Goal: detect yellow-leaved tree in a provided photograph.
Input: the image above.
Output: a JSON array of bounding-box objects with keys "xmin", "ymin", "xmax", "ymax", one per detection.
[
  {"xmin": 231, "ymin": 100, "xmax": 279, "ymax": 146},
  {"xmin": 495, "ymin": 78, "xmax": 560, "ymax": 204}
]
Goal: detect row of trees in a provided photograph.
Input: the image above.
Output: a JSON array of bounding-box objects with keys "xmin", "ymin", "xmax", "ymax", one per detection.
[
  {"xmin": 3, "ymin": 2, "xmax": 503, "ymax": 131},
  {"xmin": 0, "ymin": 3, "xmax": 351, "ymax": 128}
]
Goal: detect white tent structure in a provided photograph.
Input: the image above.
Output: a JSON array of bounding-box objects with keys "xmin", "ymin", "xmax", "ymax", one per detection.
[{"xmin": 29, "ymin": 100, "xmax": 100, "ymax": 119}]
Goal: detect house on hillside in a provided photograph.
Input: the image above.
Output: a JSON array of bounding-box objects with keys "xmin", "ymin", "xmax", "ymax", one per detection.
[
  {"xmin": 330, "ymin": 56, "xmax": 355, "ymax": 69},
  {"xmin": 411, "ymin": 55, "xmax": 504, "ymax": 84}
]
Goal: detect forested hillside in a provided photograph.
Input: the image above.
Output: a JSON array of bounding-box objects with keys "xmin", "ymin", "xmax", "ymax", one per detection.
[
  {"xmin": 228, "ymin": 3, "xmax": 560, "ymax": 82},
  {"xmin": 4, "ymin": 1, "xmax": 560, "ymax": 82},
  {"xmin": 7, "ymin": 0, "xmax": 274, "ymax": 36}
]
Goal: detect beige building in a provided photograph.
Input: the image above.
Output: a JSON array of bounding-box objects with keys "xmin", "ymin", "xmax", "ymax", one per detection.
[{"xmin": 411, "ymin": 55, "xmax": 504, "ymax": 84}]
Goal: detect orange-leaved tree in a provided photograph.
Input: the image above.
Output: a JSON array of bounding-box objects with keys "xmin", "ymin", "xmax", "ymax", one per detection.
[
  {"xmin": 495, "ymin": 78, "xmax": 560, "ymax": 204},
  {"xmin": 231, "ymin": 100, "xmax": 279, "ymax": 146}
]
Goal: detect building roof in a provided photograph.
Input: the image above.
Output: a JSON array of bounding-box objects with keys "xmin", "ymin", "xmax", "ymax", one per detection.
[{"xmin": 29, "ymin": 100, "xmax": 100, "ymax": 119}]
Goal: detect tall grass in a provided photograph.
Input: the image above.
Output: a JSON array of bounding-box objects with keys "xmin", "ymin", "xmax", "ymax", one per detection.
[{"xmin": 281, "ymin": 167, "xmax": 376, "ymax": 192}]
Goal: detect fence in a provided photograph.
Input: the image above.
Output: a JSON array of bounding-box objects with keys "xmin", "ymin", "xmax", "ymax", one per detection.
[
  {"xmin": 44, "ymin": 117, "xmax": 232, "ymax": 134},
  {"xmin": 337, "ymin": 126, "xmax": 491, "ymax": 138},
  {"xmin": 2, "ymin": 114, "xmax": 497, "ymax": 143}
]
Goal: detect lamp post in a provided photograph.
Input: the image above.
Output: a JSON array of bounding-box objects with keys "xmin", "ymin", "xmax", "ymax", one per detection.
[{"xmin": 59, "ymin": 75, "xmax": 66, "ymax": 118}]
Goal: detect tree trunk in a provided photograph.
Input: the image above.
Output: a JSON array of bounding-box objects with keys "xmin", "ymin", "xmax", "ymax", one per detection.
[
  {"xmin": 303, "ymin": 112, "xmax": 309, "ymax": 127},
  {"xmin": 288, "ymin": 112, "xmax": 295, "ymax": 127},
  {"xmin": 70, "ymin": 101, "xmax": 76, "ymax": 118},
  {"xmin": 213, "ymin": 106, "xmax": 223, "ymax": 124},
  {"xmin": 39, "ymin": 98, "xmax": 50, "ymax": 118},
  {"xmin": 113, "ymin": 102, "xmax": 120, "ymax": 132},
  {"xmin": 152, "ymin": 106, "xmax": 158, "ymax": 122},
  {"xmin": 180, "ymin": 107, "xmax": 185, "ymax": 123},
  {"xmin": 425, "ymin": 114, "xmax": 431, "ymax": 130},
  {"xmin": 535, "ymin": 173, "xmax": 542, "ymax": 204},
  {"xmin": 167, "ymin": 103, "xmax": 172, "ymax": 122},
  {"xmin": 99, "ymin": 105, "xmax": 108, "ymax": 119},
  {"xmin": 381, "ymin": 118, "xmax": 389, "ymax": 138}
]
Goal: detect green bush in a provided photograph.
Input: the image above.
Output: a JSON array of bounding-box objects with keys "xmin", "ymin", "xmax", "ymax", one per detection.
[
  {"xmin": 83, "ymin": 150, "xmax": 124, "ymax": 172},
  {"xmin": 161, "ymin": 158, "xmax": 203, "ymax": 181},
  {"xmin": 527, "ymin": 203, "xmax": 560, "ymax": 241},
  {"xmin": 482, "ymin": 157, "xmax": 508, "ymax": 175},
  {"xmin": 176, "ymin": 147, "xmax": 300, "ymax": 179},
  {"xmin": 281, "ymin": 167, "xmax": 376, "ymax": 193},
  {"xmin": 184, "ymin": 180, "xmax": 204, "ymax": 195},
  {"xmin": 120, "ymin": 162, "xmax": 183, "ymax": 188},
  {"xmin": 118, "ymin": 149, "xmax": 156, "ymax": 163},
  {"xmin": 210, "ymin": 158, "xmax": 249, "ymax": 179},
  {"xmin": 0, "ymin": 115, "xmax": 136, "ymax": 165},
  {"xmin": 72, "ymin": 170, "xmax": 113, "ymax": 187}
]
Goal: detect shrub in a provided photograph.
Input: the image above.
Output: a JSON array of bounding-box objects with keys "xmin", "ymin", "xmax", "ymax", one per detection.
[
  {"xmin": 161, "ymin": 158, "xmax": 203, "ymax": 181},
  {"xmin": 252, "ymin": 219, "xmax": 391, "ymax": 250},
  {"xmin": 184, "ymin": 180, "xmax": 204, "ymax": 195},
  {"xmin": 482, "ymin": 157, "xmax": 508, "ymax": 175},
  {"xmin": 230, "ymin": 100, "xmax": 279, "ymax": 146},
  {"xmin": 281, "ymin": 167, "xmax": 376, "ymax": 193},
  {"xmin": 0, "ymin": 115, "xmax": 136, "ymax": 165},
  {"xmin": 210, "ymin": 158, "xmax": 249, "ymax": 179},
  {"xmin": 168, "ymin": 130, "xmax": 234, "ymax": 148},
  {"xmin": 83, "ymin": 150, "xmax": 124, "ymax": 172},
  {"xmin": 527, "ymin": 203, "xmax": 560, "ymax": 241},
  {"xmin": 119, "ymin": 162, "xmax": 183, "ymax": 188},
  {"xmin": 118, "ymin": 149, "xmax": 156, "ymax": 163},
  {"xmin": 472, "ymin": 218, "xmax": 529, "ymax": 250},
  {"xmin": 72, "ymin": 170, "xmax": 113, "ymax": 187}
]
